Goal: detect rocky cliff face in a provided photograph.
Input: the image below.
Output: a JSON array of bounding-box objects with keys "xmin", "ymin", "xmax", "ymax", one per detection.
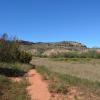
[{"xmin": 47, "ymin": 41, "xmax": 87, "ymax": 50}]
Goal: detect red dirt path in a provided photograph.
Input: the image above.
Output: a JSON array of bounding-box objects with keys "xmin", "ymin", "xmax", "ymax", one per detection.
[{"xmin": 26, "ymin": 69, "xmax": 51, "ymax": 100}]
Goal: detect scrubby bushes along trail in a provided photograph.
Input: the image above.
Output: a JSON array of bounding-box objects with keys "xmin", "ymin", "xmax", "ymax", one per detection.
[
  {"xmin": 0, "ymin": 33, "xmax": 32, "ymax": 63},
  {"xmin": 49, "ymin": 50, "xmax": 100, "ymax": 59}
]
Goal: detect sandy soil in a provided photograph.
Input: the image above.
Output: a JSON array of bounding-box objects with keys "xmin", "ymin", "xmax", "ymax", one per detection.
[{"xmin": 26, "ymin": 69, "xmax": 51, "ymax": 100}]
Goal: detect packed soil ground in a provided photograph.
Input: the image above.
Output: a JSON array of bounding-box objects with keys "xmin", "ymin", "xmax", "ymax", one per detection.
[{"xmin": 26, "ymin": 69, "xmax": 51, "ymax": 100}]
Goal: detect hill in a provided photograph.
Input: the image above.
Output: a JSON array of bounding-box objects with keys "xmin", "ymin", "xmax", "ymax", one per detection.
[
  {"xmin": 19, "ymin": 40, "xmax": 87, "ymax": 56},
  {"xmin": 19, "ymin": 40, "xmax": 87, "ymax": 50}
]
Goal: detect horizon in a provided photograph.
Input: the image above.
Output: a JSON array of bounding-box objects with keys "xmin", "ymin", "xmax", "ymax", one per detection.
[
  {"xmin": 0, "ymin": 0, "xmax": 100, "ymax": 48},
  {"xmin": 18, "ymin": 39, "xmax": 95, "ymax": 48}
]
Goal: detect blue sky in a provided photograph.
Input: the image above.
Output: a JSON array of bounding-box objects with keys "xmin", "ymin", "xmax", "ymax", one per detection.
[{"xmin": 0, "ymin": 0, "xmax": 100, "ymax": 47}]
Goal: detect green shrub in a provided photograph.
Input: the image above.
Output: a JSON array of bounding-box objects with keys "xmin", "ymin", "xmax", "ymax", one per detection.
[
  {"xmin": 79, "ymin": 50, "xmax": 100, "ymax": 59},
  {"xmin": 0, "ymin": 33, "xmax": 19, "ymax": 62},
  {"xmin": 18, "ymin": 51, "xmax": 32, "ymax": 63},
  {"xmin": 64, "ymin": 52, "xmax": 79, "ymax": 58},
  {"xmin": 0, "ymin": 33, "xmax": 32, "ymax": 63},
  {"xmin": 50, "ymin": 50, "xmax": 100, "ymax": 59}
]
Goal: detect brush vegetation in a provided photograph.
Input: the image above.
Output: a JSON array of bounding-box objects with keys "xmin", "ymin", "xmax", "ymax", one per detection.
[
  {"xmin": 0, "ymin": 62, "xmax": 33, "ymax": 100},
  {"xmin": 49, "ymin": 50, "xmax": 100, "ymax": 59},
  {"xmin": 0, "ymin": 33, "xmax": 32, "ymax": 63},
  {"xmin": 0, "ymin": 33, "xmax": 33, "ymax": 100}
]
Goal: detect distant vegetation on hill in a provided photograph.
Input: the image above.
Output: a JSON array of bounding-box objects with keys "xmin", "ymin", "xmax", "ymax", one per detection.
[
  {"xmin": 19, "ymin": 40, "xmax": 87, "ymax": 56},
  {"xmin": 18, "ymin": 39, "xmax": 100, "ymax": 58},
  {"xmin": 19, "ymin": 40, "xmax": 87, "ymax": 50}
]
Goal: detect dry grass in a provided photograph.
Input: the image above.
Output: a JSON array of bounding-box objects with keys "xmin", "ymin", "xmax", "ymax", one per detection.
[
  {"xmin": 32, "ymin": 57, "xmax": 100, "ymax": 82},
  {"xmin": 0, "ymin": 62, "xmax": 33, "ymax": 100},
  {"xmin": 36, "ymin": 65, "xmax": 100, "ymax": 100}
]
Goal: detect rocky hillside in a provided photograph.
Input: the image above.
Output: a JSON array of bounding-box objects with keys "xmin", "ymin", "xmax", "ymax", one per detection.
[
  {"xmin": 19, "ymin": 40, "xmax": 87, "ymax": 50},
  {"xmin": 19, "ymin": 40, "xmax": 87, "ymax": 56}
]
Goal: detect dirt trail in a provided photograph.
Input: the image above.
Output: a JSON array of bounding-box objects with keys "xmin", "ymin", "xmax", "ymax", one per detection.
[
  {"xmin": 26, "ymin": 69, "xmax": 51, "ymax": 100},
  {"xmin": 9, "ymin": 68, "xmax": 100, "ymax": 100}
]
